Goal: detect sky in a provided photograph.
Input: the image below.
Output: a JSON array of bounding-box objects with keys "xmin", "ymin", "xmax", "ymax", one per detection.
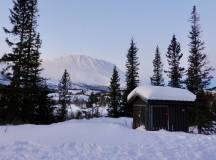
[{"xmin": 0, "ymin": 0, "xmax": 215, "ymax": 85}]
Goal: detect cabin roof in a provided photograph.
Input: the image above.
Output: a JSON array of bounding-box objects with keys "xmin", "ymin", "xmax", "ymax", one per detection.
[{"xmin": 127, "ymin": 86, "xmax": 196, "ymax": 102}]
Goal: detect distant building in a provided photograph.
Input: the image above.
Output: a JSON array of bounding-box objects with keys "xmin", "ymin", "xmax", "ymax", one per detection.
[{"xmin": 127, "ymin": 86, "xmax": 196, "ymax": 132}]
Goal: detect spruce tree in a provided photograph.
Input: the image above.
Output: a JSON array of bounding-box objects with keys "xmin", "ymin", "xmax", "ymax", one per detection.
[
  {"xmin": 0, "ymin": 0, "xmax": 54, "ymax": 123},
  {"xmin": 165, "ymin": 35, "xmax": 184, "ymax": 88},
  {"xmin": 150, "ymin": 46, "xmax": 164, "ymax": 86},
  {"xmin": 122, "ymin": 39, "xmax": 139, "ymax": 117},
  {"xmin": 35, "ymin": 80, "xmax": 55, "ymax": 124},
  {"xmin": 58, "ymin": 69, "xmax": 72, "ymax": 121},
  {"xmin": 0, "ymin": 0, "xmax": 32, "ymax": 122},
  {"xmin": 108, "ymin": 66, "xmax": 121, "ymax": 118},
  {"xmin": 87, "ymin": 93, "xmax": 96, "ymax": 108},
  {"xmin": 1, "ymin": 0, "xmax": 41, "ymax": 88},
  {"xmin": 87, "ymin": 93, "xmax": 98, "ymax": 117},
  {"xmin": 186, "ymin": 6, "xmax": 214, "ymax": 134},
  {"xmin": 186, "ymin": 6, "xmax": 214, "ymax": 95}
]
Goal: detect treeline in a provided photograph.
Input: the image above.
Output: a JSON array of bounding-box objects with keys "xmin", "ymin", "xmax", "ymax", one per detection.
[
  {"xmin": 56, "ymin": 69, "xmax": 109, "ymax": 120},
  {"xmin": 107, "ymin": 6, "xmax": 216, "ymax": 134},
  {"xmin": 0, "ymin": 0, "xmax": 215, "ymax": 134}
]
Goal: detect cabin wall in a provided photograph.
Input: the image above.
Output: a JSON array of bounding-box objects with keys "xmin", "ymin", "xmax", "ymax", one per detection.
[
  {"xmin": 131, "ymin": 98, "xmax": 192, "ymax": 132},
  {"xmin": 149, "ymin": 103, "xmax": 189, "ymax": 132},
  {"xmin": 132, "ymin": 98, "xmax": 147, "ymax": 129},
  {"xmin": 151, "ymin": 105, "xmax": 169, "ymax": 130},
  {"xmin": 168, "ymin": 105, "xmax": 188, "ymax": 132}
]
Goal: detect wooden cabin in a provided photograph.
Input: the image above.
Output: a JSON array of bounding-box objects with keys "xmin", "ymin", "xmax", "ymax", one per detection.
[{"xmin": 127, "ymin": 86, "xmax": 196, "ymax": 132}]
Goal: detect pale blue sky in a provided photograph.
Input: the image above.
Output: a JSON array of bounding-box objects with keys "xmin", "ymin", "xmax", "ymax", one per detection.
[{"xmin": 0, "ymin": 1, "xmax": 215, "ymax": 84}]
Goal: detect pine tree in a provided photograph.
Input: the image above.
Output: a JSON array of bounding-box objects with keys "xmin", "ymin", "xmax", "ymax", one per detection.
[
  {"xmin": 58, "ymin": 69, "xmax": 72, "ymax": 121},
  {"xmin": 0, "ymin": 0, "xmax": 54, "ymax": 123},
  {"xmin": 186, "ymin": 6, "xmax": 214, "ymax": 134},
  {"xmin": 150, "ymin": 46, "xmax": 164, "ymax": 86},
  {"xmin": 108, "ymin": 66, "xmax": 121, "ymax": 118},
  {"xmin": 21, "ymin": 33, "xmax": 44, "ymax": 122},
  {"xmin": 35, "ymin": 80, "xmax": 55, "ymax": 124},
  {"xmin": 0, "ymin": 0, "xmax": 33, "ymax": 122},
  {"xmin": 186, "ymin": 6, "xmax": 214, "ymax": 95},
  {"xmin": 165, "ymin": 35, "xmax": 184, "ymax": 88},
  {"xmin": 1, "ymin": 0, "xmax": 41, "ymax": 88},
  {"xmin": 122, "ymin": 39, "xmax": 139, "ymax": 117},
  {"xmin": 29, "ymin": 33, "xmax": 43, "ymax": 87},
  {"xmin": 87, "ymin": 93, "xmax": 98, "ymax": 118},
  {"xmin": 86, "ymin": 93, "xmax": 96, "ymax": 108}
]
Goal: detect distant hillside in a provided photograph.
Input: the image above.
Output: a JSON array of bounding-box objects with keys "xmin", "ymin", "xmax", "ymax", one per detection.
[{"xmin": 42, "ymin": 54, "xmax": 124, "ymax": 86}]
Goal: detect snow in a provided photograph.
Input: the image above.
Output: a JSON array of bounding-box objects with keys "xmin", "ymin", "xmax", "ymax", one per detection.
[
  {"xmin": 67, "ymin": 104, "xmax": 82, "ymax": 117},
  {"xmin": 1, "ymin": 118, "xmax": 216, "ymax": 160},
  {"xmin": 98, "ymin": 106, "xmax": 108, "ymax": 116},
  {"xmin": 42, "ymin": 54, "xmax": 125, "ymax": 86},
  {"xmin": 55, "ymin": 104, "xmax": 108, "ymax": 118},
  {"xmin": 70, "ymin": 94, "xmax": 89, "ymax": 101},
  {"xmin": 0, "ymin": 64, "xmax": 10, "ymax": 86},
  {"xmin": 128, "ymin": 85, "xmax": 196, "ymax": 102}
]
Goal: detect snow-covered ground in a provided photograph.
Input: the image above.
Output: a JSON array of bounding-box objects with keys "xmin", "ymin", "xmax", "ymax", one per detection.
[{"xmin": 0, "ymin": 118, "xmax": 216, "ymax": 160}]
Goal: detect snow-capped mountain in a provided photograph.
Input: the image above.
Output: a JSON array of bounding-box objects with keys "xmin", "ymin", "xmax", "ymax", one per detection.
[{"xmin": 42, "ymin": 54, "xmax": 124, "ymax": 86}]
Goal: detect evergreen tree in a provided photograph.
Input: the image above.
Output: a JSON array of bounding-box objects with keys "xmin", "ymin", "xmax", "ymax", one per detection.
[
  {"xmin": 21, "ymin": 33, "xmax": 44, "ymax": 122},
  {"xmin": 1, "ymin": 0, "xmax": 41, "ymax": 88},
  {"xmin": 0, "ymin": 0, "xmax": 33, "ymax": 122},
  {"xmin": 29, "ymin": 33, "xmax": 43, "ymax": 87},
  {"xmin": 108, "ymin": 66, "xmax": 121, "ymax": 118},
  {"xmin": 86, "ymin": 93, "xmax": 96, "ymax": 108},
  {"xmin": 165, "ymin": 35, "xmax": 184, "ymax": 88},
  {"xmin": 186, "ymin": 6, "xmax": 214, "ymax": 95},
  {"xmin": 150, "ymin": 46, "xmax": 164, "ymax": 86},
  {"xmin": 58, "ymin": 69, "xmax": 72, "ymax": 121},
  {"xmin": 122, "ymin": 39, "xmax": 139, "ymax": 117},
  {"xmin": 0, "ymin": 0, "xmax": 54, "ymax": 123},
  {"xmin": 87, "ymin": 93, "xmax": 98, "ymax": 117},
  {"xmin": 186, "ymin": 6, "xmax": 214, "ymax": 134},
  {"xmin": 35, "ymin": 80, "xmax": 55, "ymax": 124}
]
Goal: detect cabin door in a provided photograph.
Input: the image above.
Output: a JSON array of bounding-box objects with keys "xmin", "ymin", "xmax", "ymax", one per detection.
[
  {"xmin": 133, "ymin": 105, "xmax": 145, "ymax": 129},
  {"xmin": 169, "ymin": 106, "xmax": 188, "ymax": 131},
  {"xmin": 152, "ymin": 106, "xmax": 169, "ymax": 130}
]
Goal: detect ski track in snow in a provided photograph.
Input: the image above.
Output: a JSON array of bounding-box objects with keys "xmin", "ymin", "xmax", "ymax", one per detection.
[{"xmin": 0, "ymin": 118, "xmax": 216, "ymax": 160}]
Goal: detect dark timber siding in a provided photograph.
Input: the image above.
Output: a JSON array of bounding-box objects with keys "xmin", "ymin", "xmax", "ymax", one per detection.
[
  {"xmin": 152, "ymin": 105, "xmax": 168, "ymax": 130},
  {"xmin": 131, "ymin": 97, "xmax": 193, "ymax": 132},
  {"xmin": 168, "ymin": 105, "xmax": 188, "ymax": 132},
  {"xmin": 132, "ymin": 98, "xmax": 147, "ymax": 129}
]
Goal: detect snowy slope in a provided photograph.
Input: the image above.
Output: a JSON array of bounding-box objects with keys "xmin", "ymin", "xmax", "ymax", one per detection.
[
  {"xmin": 0, "ymin": 63, "xmax": 10, "ymax": 85},
  {"xmin": 0, "ymin": 54, "xmax": 124, "ymax": 87},
  {"xmin": 1, "ymin": 118, "xmax": 216, "ymax": 160},
  {"xmin": 42, "ymin": 54, "xmax": 124, "ymax": 86}
]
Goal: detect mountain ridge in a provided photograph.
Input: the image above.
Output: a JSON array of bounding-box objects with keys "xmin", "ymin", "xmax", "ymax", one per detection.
[{"xmin": 42, "ymin": 54, "xmax": 124, "ymax": 86}]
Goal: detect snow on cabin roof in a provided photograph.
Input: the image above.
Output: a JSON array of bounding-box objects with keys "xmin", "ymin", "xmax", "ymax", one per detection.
[{"xmin": 127, "ymin": 86, "xmax": 196, "ymax": 102}]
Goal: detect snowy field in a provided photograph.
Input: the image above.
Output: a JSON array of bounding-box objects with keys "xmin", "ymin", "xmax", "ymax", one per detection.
[{"xmin": 0, "ymin": 118, "xmax": 216, "ymax": 160}]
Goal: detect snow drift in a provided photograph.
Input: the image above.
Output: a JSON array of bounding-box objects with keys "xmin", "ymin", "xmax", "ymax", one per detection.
[{"xmin": 1, "ymin": 118, "xmax": 216, "ymax": 160}]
